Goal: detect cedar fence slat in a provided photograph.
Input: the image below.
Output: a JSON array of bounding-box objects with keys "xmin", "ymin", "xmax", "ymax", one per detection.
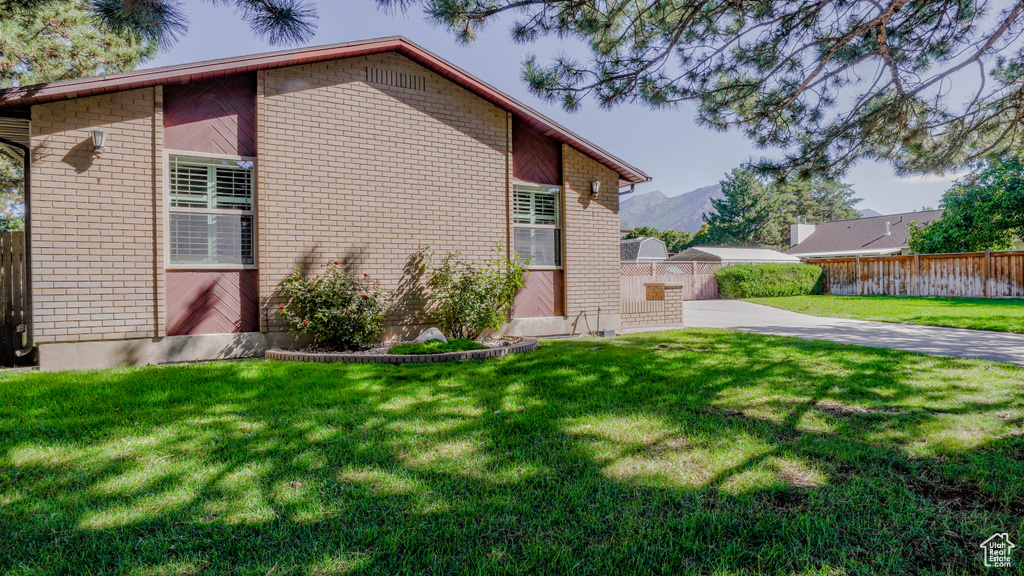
[
  {"xmin": 0, "ymin": 231, "xmax": 28, "ymax": 366},
  {"xmin": 811, "ymin": 249, "xmax": 1024, "ymax": 298}
]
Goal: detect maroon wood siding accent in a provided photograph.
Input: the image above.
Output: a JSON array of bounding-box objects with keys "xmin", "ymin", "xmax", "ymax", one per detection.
[
  {"xmin": 512, "ymin": 117, "xmax": 561, "ymax": 185},
  {"xmin": 164, "ymin": 74, "xmax": 257, "ymax": 156},
  {"xmin": 166, "ymin": 270, "xmax": 259, "ymax": 335},
  {"xmin": 513, "ymin": 270, "xmax": 564, "ymax": 318}
]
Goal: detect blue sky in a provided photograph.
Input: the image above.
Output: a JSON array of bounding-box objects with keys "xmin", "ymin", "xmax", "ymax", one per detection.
[{"xmin": 145, "ymin": 1, "xmax": 960, "ymax": 215}]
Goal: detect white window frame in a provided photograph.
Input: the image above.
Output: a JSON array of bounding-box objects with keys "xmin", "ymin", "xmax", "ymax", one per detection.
[
  {"xmin": 164, "ymin": 150, "xmax": 257, "ymax": 270},
  {"xmin": 513, "ymin": 184, "xmax": 563, "ymax": 270}
]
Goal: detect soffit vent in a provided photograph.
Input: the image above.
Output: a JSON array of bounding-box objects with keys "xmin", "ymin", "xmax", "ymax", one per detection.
[
  {"xmin": 0, "ymin": 117, "xmax": 30, "ymax": 148},
  {"xmin": 366, "ymin": 67, "xmax": 426, "ymax": 91}
]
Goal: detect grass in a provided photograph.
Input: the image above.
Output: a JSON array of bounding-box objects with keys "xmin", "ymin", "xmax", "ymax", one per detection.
[
  {"xmin": 747, "ymin": 295, "xmax": 1024, "ymax": 333},
  {"xmin": 0, "ymin": 329, "xmax": 1022, "ymax": 575},
  {"xmin": 387, "ymin": 338, "xmax": 487, "ymax": 354}
]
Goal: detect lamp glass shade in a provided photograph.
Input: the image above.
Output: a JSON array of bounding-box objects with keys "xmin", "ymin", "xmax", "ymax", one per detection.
[
  {"xmin": 590, "ymin": 181, "xmax": 601, "ymax": 195},
  {"xmin": 92, "ymin": 130, "xmax": 108, "ymax": 151}
]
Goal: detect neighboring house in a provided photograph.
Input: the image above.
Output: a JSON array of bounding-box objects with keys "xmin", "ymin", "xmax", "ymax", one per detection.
[
  {"xmin": 621, "ymin": 237, "xmax": 668, "ymax": 262},
  {"xmin": 0, "ymin": 36, "xmax": 649, "ymax": 371},
  {"xmin": 668, "ymin": 246, "xmax": 800, "ymax": 265},
  {"xmin": 787, "ymin": 210, "xmax": 943, "ymax": 259}
]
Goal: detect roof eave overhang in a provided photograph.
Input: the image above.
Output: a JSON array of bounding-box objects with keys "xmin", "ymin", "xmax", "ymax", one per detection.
[
  {"xmin": 794, "ymin": 247, "xmax": 907, "ymax": 258},
  {"xmin": 0, "ymin": 36, "xmax": 650, "ymax": 184}
]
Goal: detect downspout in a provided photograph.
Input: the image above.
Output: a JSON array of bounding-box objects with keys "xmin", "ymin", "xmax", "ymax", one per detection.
[
  {"xmin": 0, "ymin": 135, "xmax": 32, "ymax": 357},
  {"xmin": 618, "ymin": 184, "xmax": 636, "ymax": 196}
]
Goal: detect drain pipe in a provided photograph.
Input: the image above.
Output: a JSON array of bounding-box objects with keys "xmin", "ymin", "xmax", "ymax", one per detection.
[{"xmin": 618, "ymin": 184, "xmax": 636, "ymax": 196}]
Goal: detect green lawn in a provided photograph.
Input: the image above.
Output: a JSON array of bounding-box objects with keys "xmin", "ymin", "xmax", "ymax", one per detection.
[
  {"xmin": 1, "ymin": 330, "xmax": 1022, "ymax": 575},
  {"xmin": 387, "ymin": 338, "xmax": 487, "ymax": 354},
  {"xmin": 747, "ymin": 295, "xmax": 1024, "ymax": 333}
]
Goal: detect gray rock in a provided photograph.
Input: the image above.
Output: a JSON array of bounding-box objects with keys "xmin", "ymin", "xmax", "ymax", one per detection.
[{"xmin": 413, "ymin": 328, "xmax": 448, "ymax": 344}]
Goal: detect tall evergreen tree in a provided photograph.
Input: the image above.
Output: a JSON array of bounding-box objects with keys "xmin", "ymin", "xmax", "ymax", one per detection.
[
  {"xmin": 1, "ymin": 0, "xmax": 155, "ymax": 87},
  {"xmin": 704, "ymin": 166, "xmax": 787, "ymax": 248},
  {"xmin": 381, "ymin": 0, "xmax": 1024, "ymax": 178},
  {"xmin": 780, "ymin": 177, "xmax": 862, "ymax": 244},
  {"xmin": 0, "ymin": 0, "xmax": 154, "ymax": 229},
  {"xmin": 782, "ymin": 178, "xmax": 862, "ymax": 224},
  {"xmin": 0, "ymin": 0, "xmax": 317, "ymax": 48}
]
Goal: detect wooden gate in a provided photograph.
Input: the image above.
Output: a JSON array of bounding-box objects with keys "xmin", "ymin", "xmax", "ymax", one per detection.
[{"xmin": 0, "ymin": 230, "xmax": 28, "ymax": 365}]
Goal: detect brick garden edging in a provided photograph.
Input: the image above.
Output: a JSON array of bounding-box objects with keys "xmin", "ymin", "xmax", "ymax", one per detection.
[{"xmin": 265, "ymin": 338, "xmax": 539, "ymax": 364}]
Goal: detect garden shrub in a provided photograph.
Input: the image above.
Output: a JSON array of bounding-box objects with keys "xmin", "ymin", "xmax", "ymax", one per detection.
[
  {"xmin": 279, "ymin": 262, "xmax": 394, "ymax": 350},
  {"xmin": 423, "ymin": 245, "xmax": 527, "ymax": 339},
  {"xmin": 714, "ymin": 263, "xmax": 824, "ymax": 298}
]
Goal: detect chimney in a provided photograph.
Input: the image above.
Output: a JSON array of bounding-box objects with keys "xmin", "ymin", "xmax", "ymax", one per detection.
[
  {"xmin": 790, "ymin": 222, "xmax": 816, "ymax": 247},
  {"xmin": 885, "ymin": 221, "xmax": 892, "ymax": 236}
]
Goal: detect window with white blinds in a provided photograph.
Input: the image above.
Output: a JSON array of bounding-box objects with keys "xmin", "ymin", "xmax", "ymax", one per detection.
[
  {"xmin": 168, "ymin": 155, "xmax": 255, "ymax": 266},
  {"xmin": 513, "ymin": 184, "xmax": 561, "ymax": 268}
]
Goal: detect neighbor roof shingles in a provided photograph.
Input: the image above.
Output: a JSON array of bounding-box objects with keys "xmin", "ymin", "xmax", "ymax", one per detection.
[{"xmin": 787, "ymin": 210, "xmax": 943, "ymax": 256}]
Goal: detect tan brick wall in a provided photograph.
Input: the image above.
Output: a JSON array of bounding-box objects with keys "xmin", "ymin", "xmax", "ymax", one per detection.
[
  {"xmin": 30, "ymin": 88, "xmax": 164, "ymax": 344},
  {"xmin": 620, "ymin": 286, "xmax": 683, "ymax": 327},
  {"xmin": 257, "ymin": 53, "xmax": 509, "ymax": 333},
  {"xmin": 620, "ymin": 301, "xmax": 666, "ymax": 327},
  {"xmin": 562, "ymin": 145, "xmax": 621, "ymax": 321}
]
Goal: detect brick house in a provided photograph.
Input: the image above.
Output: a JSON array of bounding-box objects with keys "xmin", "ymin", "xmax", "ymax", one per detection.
[{"xmin": 0, "ymin": 37, "xmax": 649, "ymax": 370}]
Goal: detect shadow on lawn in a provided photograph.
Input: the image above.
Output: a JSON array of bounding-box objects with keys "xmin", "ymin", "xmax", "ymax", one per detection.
[{"xmin": 0, "ymin": 330, "xmax": 1022, "ymax": 575}]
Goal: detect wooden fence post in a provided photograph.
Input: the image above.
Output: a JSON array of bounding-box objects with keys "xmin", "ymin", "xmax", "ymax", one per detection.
[
  {"xmin": 914, "ymin": 254, "xmax": 921, "ymax": 297},
  {"xmin": 983, "ymin": 250, "xmax": 991, "ymax": 298},
  {"xmin": 855, "ymin": 256, "xmax": 863, "ymax": 296}
]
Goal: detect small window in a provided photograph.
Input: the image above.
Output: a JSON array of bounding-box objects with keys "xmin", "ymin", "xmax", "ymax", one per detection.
[
  {"xmin": 168, "ymin": 155, "xmax": 255, "ymax": 266},
  {"xmin": 513, "ymin": 185, "xmax": 561, "ymax": 268}
]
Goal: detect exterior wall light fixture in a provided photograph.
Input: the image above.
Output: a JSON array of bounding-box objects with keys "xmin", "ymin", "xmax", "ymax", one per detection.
[
  {"xmin": 92, "ymin": 130, "xmax": 108, "ymax": 156},
  {"xmin": 590, "ymin": 180, "xmax": 601, "ymax": 197}
]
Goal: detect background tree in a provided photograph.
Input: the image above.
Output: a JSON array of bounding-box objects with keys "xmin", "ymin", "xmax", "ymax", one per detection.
[
  {"xmin": 780, "ymin": 177, "xmax": 862, "ymax": 245},
  {"xmin": 0, "ymin": 0, "xmax": 155, "ymax": 87},
  {"xmin": 782, "ymin": 178, "xmax": 862, "ymax": 224},
  {"xmin": 689, "ymin": 223, "xmax": 712, "ymax": 247},
  {"xmin": 703, "ymin": 166, "xmax": 786, "ymax": 248},
  {"xmin": 622, "ymin": 226, "xmax": 692, "ymax": 253},
  {"xmin": 382, "ymin": 0, "xmax": 1024, "ymax": 178},
  {"xmin": 0, "ymin": 0, "xmax": 155, "ymax": 229},
  {"xmin": 908, "ymin": 156, "xmax": 1024, "ymax": 254},
  {"xmin": 0, "ymin": 0, "xmax": 317, "ymax": 47},
  {"xmin": 0, "ymin": 162, "xmax": 25, "ymax": 231}
]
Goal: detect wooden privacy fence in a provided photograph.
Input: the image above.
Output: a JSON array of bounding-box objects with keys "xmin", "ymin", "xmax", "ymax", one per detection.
[
  {"xmin": 0, "ymin": 230, "xmax": 27, "ymax": 365},
  {"xmin": 621, "ymin": 261, "xmax": 721, "ymax": 301},
  {"xmin": 811, "ymin": 250, "xmax": 1024, "ymax": 298}
]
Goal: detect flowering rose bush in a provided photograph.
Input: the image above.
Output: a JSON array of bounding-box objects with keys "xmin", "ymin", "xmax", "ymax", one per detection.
[
  {"xmin": 423, "ymin": 244, "xmax": 527, "ymax": 339},
  {"xmin": 279, "ymin": 262, "xmax": 394, "ymax": 350}
]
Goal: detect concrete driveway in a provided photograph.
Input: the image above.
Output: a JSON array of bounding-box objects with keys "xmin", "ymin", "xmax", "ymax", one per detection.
[{"xmin": 677, "ymin": 299, "xmax": 1024, "ymax": 367}]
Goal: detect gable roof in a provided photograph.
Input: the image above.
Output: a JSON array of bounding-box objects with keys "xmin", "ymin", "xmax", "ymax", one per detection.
[
  {"xmin": 620, "ymin": 237, "xmax": 668, "ymax": 261},
  {"xmin": 787, "ymin": 210, "xmax": 943, "ymax": 257},
  {"xmin": 0, "ymin": 36, "xmax": 650, "ymax": 185},
  {"xmin": 669, "ymin": 246, "xmax": 800, "ymax": 263}
]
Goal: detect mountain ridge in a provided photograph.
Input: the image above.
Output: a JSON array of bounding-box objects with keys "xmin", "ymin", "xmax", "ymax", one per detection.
[
  {"xmin": 622, "ymin": 185, "xmax": 879, "ymax": 233},
  {"xmin": 620, "ymin": 184, "xmax": 722, "ymax": 233}
]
